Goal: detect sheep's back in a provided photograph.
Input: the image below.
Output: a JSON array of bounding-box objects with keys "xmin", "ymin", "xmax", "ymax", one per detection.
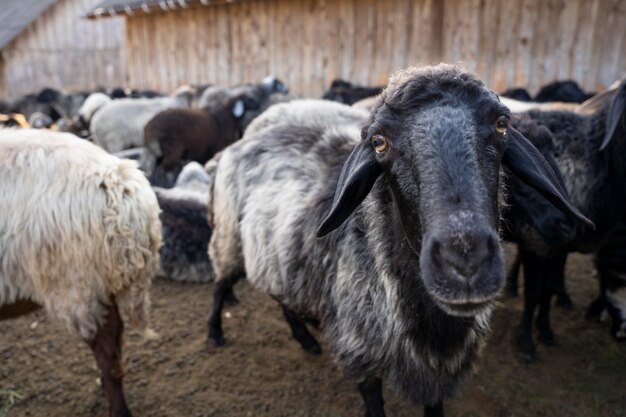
[
  {"xmin": 0, "ymin": 129, "xmax": 162, "ymax": 338},
  {"xmin": 212, "ymin": 122, "xmax": 359, "ymax": 309}
]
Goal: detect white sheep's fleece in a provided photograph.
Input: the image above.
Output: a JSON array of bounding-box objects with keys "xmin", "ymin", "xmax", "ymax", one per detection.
[
  {"xmin": 0, "ymin": 129, "xmax": 162, "ymax": 340},
  {"xmin": 78, "ymin": 92, "xmax": 112, "ymax": 123}
]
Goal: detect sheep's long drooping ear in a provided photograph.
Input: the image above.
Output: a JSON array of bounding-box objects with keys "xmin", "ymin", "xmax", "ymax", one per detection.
[
  {"xmin": 599, "ymin": 80, "xmax": 626, "ymax": 151},
  {"xmin": 503, "ymin": 127, "xmax": 595, "ymax": 229},
  {"xmin": 317, "ymin": 142, "xmax": 382, "ymax": 237}
]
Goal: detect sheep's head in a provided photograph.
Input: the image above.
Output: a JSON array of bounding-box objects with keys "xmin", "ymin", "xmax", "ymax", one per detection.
[
  {"xmin": 318, "ymin": 64, "xmax": 592, "ymax": 317},
  {"xmin": 506, "ymin": 118, "xmax": 577, "ymax": 246}
]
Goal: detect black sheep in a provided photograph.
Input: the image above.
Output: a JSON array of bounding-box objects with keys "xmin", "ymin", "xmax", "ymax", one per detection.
[{"xmin": 508, "ymin": 78, "xmax": 626, "ymax": 359}]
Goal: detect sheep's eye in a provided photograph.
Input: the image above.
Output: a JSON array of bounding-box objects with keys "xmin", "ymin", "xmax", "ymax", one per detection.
[
  {"xmin": 371, "ymin": 134, "xmax": 389, "ymax": 154},
  {"xmin": 495, "ymin": 117, "xmax": 508, "ymax": 135}
]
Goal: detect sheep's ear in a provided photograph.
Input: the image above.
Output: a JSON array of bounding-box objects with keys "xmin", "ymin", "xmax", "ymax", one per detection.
[
  {"xmin": 317, "ymin": 142, "xmax": 382, "ymax": 237},
  {"xmin": 232, "ymin": 98, "xmax": 245, "ymax": 118},
  {"xmin": 503, "ymin": 127, "xmax": 595, "ymax": 229},
  {"xmin": 599, "ymin": 80, "xmax": 626, "ymax": 151}
]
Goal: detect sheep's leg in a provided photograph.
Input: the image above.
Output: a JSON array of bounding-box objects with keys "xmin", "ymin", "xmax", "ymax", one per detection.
[
  {"xmin": 224, "ymin": 287, "xmax": 240, "ymax": 305},
  {"xmin": 553, "ymin": 255, "xmax": 572, "ymax": 310},
  {"xmin": 0, "ymin": 298, "xmax": 41, "ymax": 320},
  {"xmin": 357, "ymin": 377, "xmax": 385, "ymax": 417},
  {"xmin": 424, "ymin": 401, "xmax": 444, "ymax": 417},
  {"xmin": 87, "ymin": 299, "xmax": 131, "ymax": 417},
  {"xmin": 536, "ymin": 253, "xmax": 566, "ymax": 345},
  {"xmin": 208, "ymin": 277, "xmax": 239, "ymax": 346},
  {"xmin": 505, "ymin": 250, "xmax": 522, "ymax": 297},
  {"xmin": 280, "ymin": 304, "xmax": 321, "ymax": 354},
  {"xmin": 515, "ymin": 250, "xmax": 545, "ymax": 361}
]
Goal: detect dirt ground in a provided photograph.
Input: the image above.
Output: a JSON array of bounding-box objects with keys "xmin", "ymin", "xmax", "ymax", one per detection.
[{"xmin": 2, "ymin": 244, "xmax": 625, "ymax": 417}]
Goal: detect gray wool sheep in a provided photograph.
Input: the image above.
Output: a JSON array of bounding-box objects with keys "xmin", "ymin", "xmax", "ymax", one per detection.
[
  {"xmin": 205, "ymin": 65, "xmax": 589, "ymax": 417},
  {"xmin": 0, "ymin": 129, "xmax": 162, "ymax": 417}
]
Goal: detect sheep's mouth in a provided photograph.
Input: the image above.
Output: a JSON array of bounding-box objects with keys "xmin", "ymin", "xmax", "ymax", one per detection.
[{"xmin": 437, "ymin": 298, "xmax": 493, "ymax": 317}]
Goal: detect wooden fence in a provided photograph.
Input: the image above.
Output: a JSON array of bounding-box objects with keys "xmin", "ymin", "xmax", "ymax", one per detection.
[
  {"xmin": 0, "ymin": 0, "xmax": 126, "ymax": 99},
  {"xmin": 124, "ymin": 0, "xmax": 626, "ymax": 96}
]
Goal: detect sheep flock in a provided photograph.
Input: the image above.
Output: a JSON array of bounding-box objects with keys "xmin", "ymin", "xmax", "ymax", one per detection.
[{"xmin": 1, "ymin": 66, "xmax": 625, "ymax": 417}]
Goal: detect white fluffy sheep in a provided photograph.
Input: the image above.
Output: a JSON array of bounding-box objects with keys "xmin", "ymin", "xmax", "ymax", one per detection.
[
  {"xmin": 76, "ymin": 92, "xmax": 112, "ymax": 127},
  {"xmin": 0, "ymin": 129, "xmax": 162, "ymax": 417}
]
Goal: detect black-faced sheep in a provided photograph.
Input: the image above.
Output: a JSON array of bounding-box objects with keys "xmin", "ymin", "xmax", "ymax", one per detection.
[
  {"xmin": 322, "ymin": 79, "xmax": 384, "ymax": 105},
  {"xmin": 153, "ymin": 162, "xmax": 214, "ymax": 283},
  {"xmin": 0, "ymin": 129, "xmax": 162, "ymax": 417},
  {"xmin": 205, "ymin": 65, "xmax": 589, "ymax": 417},
  {"xmin": 143, "ymin": 94, "xmax": 250, "ymax": 187},
  {"xmin": 506, "ymin": 78, "xmax": 626, "ymax": 358},
  {"xmin": 198, "ymin": 76, "xmax": 291, "ymax": 130}
]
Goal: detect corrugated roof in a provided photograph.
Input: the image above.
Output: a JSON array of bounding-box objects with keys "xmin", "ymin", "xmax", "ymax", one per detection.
[
  {"xmin": 85, "ymin": 0, "xmax": 248, "ymax": 19},
  {"xmin": 0, "ymin": 0, "xmax": 58, "ymax": 50}
]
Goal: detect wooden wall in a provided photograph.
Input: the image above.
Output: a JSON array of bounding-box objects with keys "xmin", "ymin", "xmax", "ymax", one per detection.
[
  {"xmin": 125, "ymin": 0, "xmax": 626, "ymax": 96},
  {"xmin": 1, "ymin": 0, "xmax": 126, "ymax": 99}
]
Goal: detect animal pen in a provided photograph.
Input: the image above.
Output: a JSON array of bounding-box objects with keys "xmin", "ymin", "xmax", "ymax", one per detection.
[{"xmin": 1, "ymin": 0, "xmax": 626, "ymax": 417}]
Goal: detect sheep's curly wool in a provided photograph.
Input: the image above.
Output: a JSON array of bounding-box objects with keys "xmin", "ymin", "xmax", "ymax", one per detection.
[{"xmin": 0, "ymin": 129, "xmax": 162, "ymax": 340}]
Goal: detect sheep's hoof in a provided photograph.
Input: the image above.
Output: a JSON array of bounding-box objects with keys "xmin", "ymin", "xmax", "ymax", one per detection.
[
  {"xmin": 208, "ymin": 329, "xmax": 226, "ymax": 347},
  {"xmin": 556, "ymin": 293, "xmax": 573, "ymax": 310},
  {"xmin": 537, "ymin": 329, "xmax": 556, "ymax": 346},
  {"xmin": 113, "ymin": 407, "xmax": 133, "ymax": 417},
  {"xmin": 515, "ymin": 329, "xmax": 536, "ymax": 362}
]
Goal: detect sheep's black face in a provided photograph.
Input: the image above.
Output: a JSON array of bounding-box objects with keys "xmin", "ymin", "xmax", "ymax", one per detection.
[
  {"xmin": 364, "ymin": 67, "xmax": 508, "ymax": 316},
  {"xmin": 317, "ymin": 65, "xmax": 593, "ymax": 318}
]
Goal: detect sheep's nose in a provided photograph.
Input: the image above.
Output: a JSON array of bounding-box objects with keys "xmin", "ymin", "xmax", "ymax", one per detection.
[{"xmin": 432, "ymin": 231, "xmax": 497, "ymax": 280}]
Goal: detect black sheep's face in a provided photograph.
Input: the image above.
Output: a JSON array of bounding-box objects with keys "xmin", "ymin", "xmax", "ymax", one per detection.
[
  {"xmin": 369, "ymin": 79, "xmax": 507, "ymax": 316},
  {"xmin": 318, "ymin": 65, "xmax": 593, "ymax": 318}
]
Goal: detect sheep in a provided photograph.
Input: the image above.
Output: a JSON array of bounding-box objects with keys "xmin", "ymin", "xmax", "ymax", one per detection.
[
  {"xmin": 500, "ymin": 87, "xmax": 532, "ymax": 101},
  {"xmin": 143, "ymin": 94, "xmax": 250, "ymax": 187},
  {"xmin": 198, "ymin": 76, "xmax": 291, "ymax": 130},
  {"xmin": 500, "ymin": 120, "xmax": 579, "ymax": 301},
  {"xmin": 205, "ymin": 65, "xmax": 590, "ymax": 417},
  {"xmin": 0, "ymin": 129, "xmax": 162, "ymax": 417},
  {"xmin": 28, "ymin": 111, "xmax": 53, "ymax": 129},
  {"xmin": 90, "ymin": 86, "xmax": 198, "ymax": 154},
  {"xmin": 244, "ymin": 98, "xmax": 369, "ymax": 137},
  {"xmin": 533, "ymin": 80, "xmax": 595, "ymax": 103},
  {"xmin": 152, "ymin": 162, "xmax": 215, "ymax": 283},
  {"xmin": 322, "ymin": 78, "xmax": 384, "ymax": 105},
  {"xmin": 74, "ymin": 91, "xmax": 112, "ymax": 132},
  {"xmin": 501, "ymin": 119, "xmax": 578, "ymax": 248},
  {"xmin": 586, "ymin": 213, "xmax": 626, "ymax": 340},
  {"xmin": 505, "ymin": 77, "xmax": 626, "ymax": 359}
]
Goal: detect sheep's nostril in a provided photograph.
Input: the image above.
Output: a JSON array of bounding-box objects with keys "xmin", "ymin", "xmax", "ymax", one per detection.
[{"xmin": 436, "ymin": 233, "xmax": 495, "ymax": 280}]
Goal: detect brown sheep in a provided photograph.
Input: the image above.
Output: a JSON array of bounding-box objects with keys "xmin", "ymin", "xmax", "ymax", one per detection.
[{"xmin": 144, "ymin": 95, "xmax": 248, "ymax": 187}]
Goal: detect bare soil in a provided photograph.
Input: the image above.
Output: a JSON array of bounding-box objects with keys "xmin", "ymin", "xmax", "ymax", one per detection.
[{"xmin": 2, "ymin": 245, "xmax": 625, "ymax": 417}]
